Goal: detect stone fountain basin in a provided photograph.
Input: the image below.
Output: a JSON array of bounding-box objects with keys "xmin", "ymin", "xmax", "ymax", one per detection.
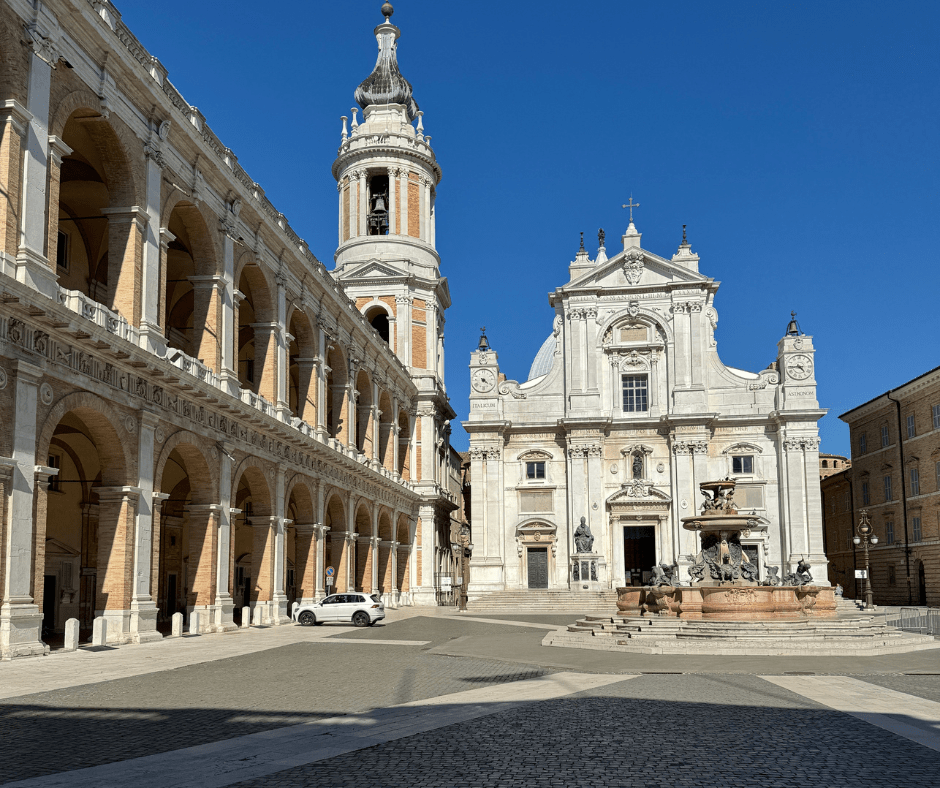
[{"xmin": 616, "ymin": 585, "xmax": 836, "ymax": 620}]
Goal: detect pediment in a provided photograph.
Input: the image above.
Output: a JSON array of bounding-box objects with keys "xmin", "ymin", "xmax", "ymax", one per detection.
[
  {"xmin": 45, "ymin": 537, "xmax": 80, "ymax": 557},
  {"xmin": 607, "ymin": 482, "xmax": 672, "ymax": 507},
  {"xmin": 340, "ymin": 260, "xmax": 404, "ymax": 280},
  {"xmin": 565, "ymin": 248, "xmax": 709, "ymax": 291}
]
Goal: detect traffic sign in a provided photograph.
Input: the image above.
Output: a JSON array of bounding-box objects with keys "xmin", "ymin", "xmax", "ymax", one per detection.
[
  {"xmin": 855, "ymin": 570, "xmax": 868, "ymax": 579},
  {"xmin": 326, "ymin": 566, "xmax": 335, "ymax": 577}
]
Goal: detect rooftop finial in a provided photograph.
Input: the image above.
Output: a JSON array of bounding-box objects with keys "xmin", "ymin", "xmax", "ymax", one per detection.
[
  {"xmin": 682, "ymin": 224, "xmax": 688, "ymax": 245},
  {"xmin": 598, "ymin": 228, "xmax": 605, "ymax": 248},
  {"xmin": 622, "ymin": 195, "xmax": 640, "ymax": 224},
  {"xmin": 786, "ymin": 311, "xmax": 802, "ymax": 336},
  {"xmin": 579, "ymin": 231, "xmax": 585, "ymax": 252},
  {"xmin": 478, "ymin": 326, "xmax": 490, "ymax": 351},
  {"xmin": 381, "ymin": 2, "xmax": 394, "ymax": 21}
]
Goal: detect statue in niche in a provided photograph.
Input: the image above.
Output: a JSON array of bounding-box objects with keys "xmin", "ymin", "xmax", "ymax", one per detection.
[
  {"xmin": 632, "ymin": 453, "xmax": 644, "ymax": 480},
  {"xmin": 574, "ymin": 517, "xmax": 594, "ymax": 553}
]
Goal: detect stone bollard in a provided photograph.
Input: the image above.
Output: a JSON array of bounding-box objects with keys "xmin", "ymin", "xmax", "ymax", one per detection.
[
  {"xmin": 171, "ymin": 612, "xmax": 183, "ymax": 638},
  {"xmin": 241, "ymin": 606, "xmax": 251, "ymax": 628},
  {"xmin": 188, "ymin": 611, "xmax": 201, "ymax": 635},
  {"xmin": 92, "ymin": 616, "xmax": 108, "ymax": 646},
  {"xmin": 64, "ymin": 618, "xmax": 79, "ymax": 651},
  {"xmin": 251, "ymin": 605, "xmax": 264, "ymax": 626}
]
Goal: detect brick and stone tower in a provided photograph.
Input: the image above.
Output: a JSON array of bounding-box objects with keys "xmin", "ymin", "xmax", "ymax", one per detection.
[{"xmin": 332, "ymin": 3, "xmax": 455, "ymax": 605}]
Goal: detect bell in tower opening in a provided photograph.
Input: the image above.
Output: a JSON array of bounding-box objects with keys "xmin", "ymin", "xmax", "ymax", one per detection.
[{"xmin": 368, "ymin": 174, "xmax": 390, "ymax": 235}]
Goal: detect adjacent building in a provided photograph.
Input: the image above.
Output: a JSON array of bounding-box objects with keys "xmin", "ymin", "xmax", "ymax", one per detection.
[
  {"xmin": 833, "ymin": 366, "xmax": 940, "ymax": 606},
  {"xmin": 0, "ymin": 1, "xmax": 454, "ymax": 658},
  {"xmin": 464, "ymin": 223, "xmax": 828, "ymax": 596}
]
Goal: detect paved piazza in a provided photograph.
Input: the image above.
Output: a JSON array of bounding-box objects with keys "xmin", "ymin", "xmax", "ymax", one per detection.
[{"xmin": 2, "ymin": 611, "xmax": 940, "ymax": 787}]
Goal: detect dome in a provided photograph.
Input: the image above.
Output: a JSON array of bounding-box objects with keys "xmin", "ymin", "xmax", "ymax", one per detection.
[
  {"xmin": 354, "ymin": 22, "xmax": 420, "ymax": 121},
  {"xmin": 527, "ymin": 334, "xmax": 556, "ymax": 381}
]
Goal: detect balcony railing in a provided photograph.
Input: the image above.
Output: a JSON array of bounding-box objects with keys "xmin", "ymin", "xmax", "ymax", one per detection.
[{"xmin": 58, "ymin": 288, "xmax": 139, "ymax": 345}]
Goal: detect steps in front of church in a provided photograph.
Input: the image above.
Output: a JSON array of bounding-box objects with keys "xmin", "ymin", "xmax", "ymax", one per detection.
[{"xmin": 467, "ymin": 590, "xmax": 618, "ymax": 613}]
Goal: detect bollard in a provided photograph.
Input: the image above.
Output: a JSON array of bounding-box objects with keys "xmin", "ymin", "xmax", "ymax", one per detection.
[
  {"xmin": 251, "ymin": 605, "xmax": 264, "ymax": 626},
  {"xmin": 171, "ymin": 612, "xmax": 183, "ymax": 638},
  {"xmin": 241, "ymin": 606, "xmax": 251, "ymax": 628},
  {"xmin": 188, "ymin": 611, "xmax": 201, "ymax": 635},
  {"xmin": 64, "ymin": 618, "xmax": 79, "ymax": 651},
  {"xmin": 91, "ymin": 616, "xmax": 108, "ymax": 646}
]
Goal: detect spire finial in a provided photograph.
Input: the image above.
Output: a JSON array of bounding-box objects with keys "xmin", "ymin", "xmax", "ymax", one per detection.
[
  {"xmin": 786, "ymin": 311, "xmax": 802, "ymax": 336},
  {"xmin": 682, "ymin": 224, "xmax": 688, "ymax": 245},
  {"xmin": 579, "ymin": 231, "xmax": 585, "ymax": 252},
  {"xmin": 598, "ymin": 228, "xmax": 605, "ymax": 248},
  {"xmin": 478, "ymin": 327, "xmax": 490, "ymax": 352},
  {"xmin": 381, "ymin": 2, "xmax": 394, "ymax": 21},
  {"xmin": 622, "ymin": 195, "xmax": 640, "ymax": 223}
]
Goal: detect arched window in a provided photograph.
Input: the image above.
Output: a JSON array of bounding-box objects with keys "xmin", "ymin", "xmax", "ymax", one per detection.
[{"xmin": 371, "ymin": 312, "xmax": 390, "ymax": 343}]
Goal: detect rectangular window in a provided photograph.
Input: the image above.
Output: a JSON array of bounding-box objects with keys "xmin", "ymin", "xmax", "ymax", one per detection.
[
  {"xmin": 881, "ymin": 425, "xmax": 889, "ymax": 447},
  {"xmin": 884, "ymin": 475, "xmax": 892, "ymax": 501},
  {"xmin": 913, "ymin": 516, "xmax": 923, "ymax": 543},
  {"xmin": 56, "ymin": 231, "xmax": 69, "ymax": 271},
  {"xmin": 907, "ymin": 414, "xmax": 916, "ymax": 439},
  {"xmin": 843, "ymin": 490, "xmax": 851, "ymax": 512},
  {"xmin": 910, "ymin": 468, "xmax": 920, "ymax": 496},
  {"xmin": 936, "ymin": 461, "xmax": 940, "ymax": 491},
  {"xmin": 888, "ymin": 564, "xmax": 896, "ymax": 585},
  {"xmin": 47, "ymin": 455, "xmax": 61, "ymax": 493},
  {"xmin": 732, "ymin": 456, "xmax": 754, "ymax": 475},
  {"xmin": 622, "ymin": 375, "xmax": 648, "ymax": 413},
  {"xmin": 859, "ymin": 433, "xmax": 867, "ymax": 454},
  {"xmin": 885, "ymin": 521, "xmax": 895, "ymax": 545},
  {"xmin": 862, "ymin": 482, "xmax": 870, "ymax": 506},
  {"xmin": 245, "ymin": 359, "xmax": 255, "ymax": 384},
  {"xmin": 933, "ymin": 404, "xmax": 940, "ymax": 430},
  {"xmin": 526, "ymin": 461, "xmax": 546, "ymax": 480}
]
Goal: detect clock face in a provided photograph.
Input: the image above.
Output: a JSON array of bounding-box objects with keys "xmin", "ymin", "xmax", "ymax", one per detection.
[
  {"xmin": 471, "ymin": 368, "xmax": 496, "ymax": 393},
  {"xmin": 786, "ymin": 353, "xmax": 813, "ymax": 381}
]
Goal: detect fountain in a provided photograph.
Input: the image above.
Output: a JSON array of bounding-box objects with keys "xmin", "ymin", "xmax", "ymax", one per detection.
[{"xmin": 545, "ymin": 478, "xmax": 940, "ymax": 655}]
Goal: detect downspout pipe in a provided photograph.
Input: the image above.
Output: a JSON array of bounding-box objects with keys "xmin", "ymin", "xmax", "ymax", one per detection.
[{"xmin": 885, "ymin": 392, "xmax": 913, "ymax": 605}]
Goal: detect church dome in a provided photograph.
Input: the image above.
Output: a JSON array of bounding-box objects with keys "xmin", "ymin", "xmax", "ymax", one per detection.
[
  {"xmin": 527, "ymin": 334, "xmax": 556, "ymax": 381},
  {"xmin": 354, "ymin": 19, "xmax": 420, "ymax": 121}
]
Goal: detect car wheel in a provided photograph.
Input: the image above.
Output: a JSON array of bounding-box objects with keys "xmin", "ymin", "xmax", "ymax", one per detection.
[
  {"xmin": 298, "ymin": 611, "xmax": 316, "ymax": 626},
  {"xmin": 352, "ymin": 611, "xmax": 370, "ymax": 627}
]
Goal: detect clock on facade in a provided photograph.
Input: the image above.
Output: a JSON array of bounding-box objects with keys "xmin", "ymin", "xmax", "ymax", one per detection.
[
  {"xmin": 471, "ymin": 368, "xmax": 496, "ymax": 393},
  {"xmin": 785, "ymin": 353, "xmax": 813, "ymax": 381}
]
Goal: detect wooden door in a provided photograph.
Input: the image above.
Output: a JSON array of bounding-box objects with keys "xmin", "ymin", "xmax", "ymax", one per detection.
[{"xmin": 527, "ymin": 548, "xmax": 548, "ymax": 589}]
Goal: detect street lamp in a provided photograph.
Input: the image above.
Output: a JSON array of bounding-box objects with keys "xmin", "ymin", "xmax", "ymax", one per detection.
[{"xmin": 853, "ymin": 509, "xmax": 879, "ymax": 610}]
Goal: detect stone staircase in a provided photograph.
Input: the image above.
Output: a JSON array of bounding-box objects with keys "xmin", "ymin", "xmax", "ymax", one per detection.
[
  {"xmin": 544, "ymin": 613, "xmax": 940, "ymax": 656},
  {"xmin": 467, "ymin": 589, "xmax": 618, "ymax": 613}
]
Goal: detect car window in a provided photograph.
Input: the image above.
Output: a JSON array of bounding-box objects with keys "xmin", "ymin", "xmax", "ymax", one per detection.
[
  {"xmin": 322, "ymin": 596, "xmax": 339, "ymax": 605},
  {"xmin": 370, "ymin": 594, "xmax": 381, "ymax": 603}
]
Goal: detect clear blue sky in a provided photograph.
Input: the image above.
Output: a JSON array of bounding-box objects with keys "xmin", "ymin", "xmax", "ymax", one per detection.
[{"xmin": 119, "ymin": 1, "xmax": 940, "ymax": 455}]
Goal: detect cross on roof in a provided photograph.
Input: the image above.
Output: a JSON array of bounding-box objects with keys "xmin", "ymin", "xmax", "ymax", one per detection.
[{"xmin": 622, "ymin": 196, "xmax": 640, "ymax": 223}]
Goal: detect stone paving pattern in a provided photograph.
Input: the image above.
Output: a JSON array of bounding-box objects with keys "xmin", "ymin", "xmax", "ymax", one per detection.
[{"xmin": 232, "ymin": 674, "xmax": 940, "ymax": 788}]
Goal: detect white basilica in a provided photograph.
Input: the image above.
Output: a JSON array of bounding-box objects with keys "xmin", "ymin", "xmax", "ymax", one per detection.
[{"xmin": 464, "ymin": 219, "xmax": 828, "ymax": 595}]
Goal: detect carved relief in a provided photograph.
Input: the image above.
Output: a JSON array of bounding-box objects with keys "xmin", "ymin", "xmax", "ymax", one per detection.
[{"xmin": 623, "ymin": 250, "xmax": 644, "ymax": 285}]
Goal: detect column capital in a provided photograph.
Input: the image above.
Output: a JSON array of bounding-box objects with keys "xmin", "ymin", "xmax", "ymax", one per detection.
[
  {"xmin": 101, "ymin": 206, "xmax": 149, "ymax": 227},
  {"xmin": 0, "ymin": 100, "xmax": 32, "ymax": 137},
  {"xmin": 34, "ymin": 465, "xmax": 59, "ymax": 488},
  {"xmin": 47, "ymin": 135, "xmax": 72, "ymax": 166},
  {"xmin": 10, "ymin": 359, "xmax": 44, "ymax": 386},
  {"xmin": 96, "ymin": 486, "xmax": 144, "ymax": 504}
]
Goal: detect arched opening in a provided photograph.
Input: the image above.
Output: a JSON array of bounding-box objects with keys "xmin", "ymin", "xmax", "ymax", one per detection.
[
  {"xmin": 236, "ymin": 264, "xmax": 274, "ymax": 397},
  {"xmin": 164, "ymin": 202, "xmax": 218, "ymax": 368},
  {"xmin": 288, "ymin": 310, "xmax": 317, "ymax": 424},
  {"xmin": 397, "ymin": 411, "xmax": 411, "ymax": 479},
  {"xmin": 56, "ymin": 110, "xmax": 139, "ymax": 322},
  {"xmin": 354, "ymin": 504, "xmax": 373, "ymax": 592},
  {"xmin": 326, "ymin": 345, "xmax": 348, "ymax": 442},
  {"xmin": 156, "ymin": 443, "xmax": 216, "ymax": 633},
  {"xmin": 378, "ymin": 391, "xmax": 394, "ymax": 471},
  {"xmin": 365, "ymin": 305, "xmax": 391, "ymax": 344},
  {"xmin": 233, "ymin": 465, "xmax": 273, "ymax": 620},
  {"xmin": 355, "ymin": 369, "xmax": 373, "ymax": 456},
  {"xmin": 324, "ymin": 494, "xmax": 347, "ymax": 593},
  {"xmin": 287, "ymin": 481, "xmax": 317, "ymax": 605},
  {"xmin": 42, "ymin": 406, "xmax": 127, "ymax": 645}
]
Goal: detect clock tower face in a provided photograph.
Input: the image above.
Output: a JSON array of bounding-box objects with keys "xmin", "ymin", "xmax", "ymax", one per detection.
[
  {"xmin": 785, "ymin": 353, "xmax": 813, "ymax": 381},
  {"xmin": 471, "ymin": 368, "xmax": 496, "ymax": 393}
]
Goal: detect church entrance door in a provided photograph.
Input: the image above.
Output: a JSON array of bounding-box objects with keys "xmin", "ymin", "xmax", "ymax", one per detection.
[
  {"xmin": 527, "ymin": 548, "xmax": 548, "ymax": 589},
  {"xmin": 623, "ymin": 526, "xmax": 656, "ymax": 586}
]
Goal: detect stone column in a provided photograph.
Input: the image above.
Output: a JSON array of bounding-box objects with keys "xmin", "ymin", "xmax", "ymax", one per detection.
[
  {"xmin": 426, "ymin": 304, "xmax": 438, "ymax": 374},
  {"xmin": 150, "ymin": 492, "xmax": 169, "ymax": 616},
  {"xmin": 413, "ymin": 504, "xmax": 438, "ymax": 605},
  {"xmin": 129, "ymin": 413, "xmax": 161, "ymax": 643},
  {"xmin": 370, "ymin": 508, "xmax": 381, "ymax": 592},
  {"xmin": 316, "ymin": 326, "xmax": 328, "ymax": 440},
  {"xmin": 139, "ymin": 144, "xmax": 167, "ymax": 357},
  {"xmin": 251, "ymin": 322, "xmax": 279, "ymax": 402},
  {"xmin": 421, "ymin": 410, "xmax": 436, "ymax": 484},
  {"xmin": 30, "ymin": 464, "xmax": 57, "ymax": 638},
  {"xmin": 671, "ymin": 441, "xmax": 697, "ymax": 577},
  {"xmin": 387, "ymin": 167, "xmax": 397, "ymax": 234},
  {"xmin": 346, "ymin": 358, "xmax": 359, "ymax": 450},
  {"xmin": 96, "ymin": 486, "xmax": 143, "ymax": 643},
  {"xmin": 44, "ymin": 134, "xmax": 71, "ymax": 280},
  {"xmin": 337, "ymin": 181, "xmax": 344, "ymax": 246},
  {"xmin": 249, "ymin": 515, "xmax": 278, "ymax": 623},
  {"xmin": 218, "ymin": 228, "xmax": 238, "ymax": 393},
  {"xmin": 348, "ymin": 172, "xmax": 358, "ymax": 239},
  {"xmin": 395, "ymin": 295, "xmax": 412, "ymax": 368},
  {"xmin": 158, "ymin": 229, "xmax": 176, "ymax": 341},
  {"xmin": 185, "ymin": 504, "xmax": 220, "ymax": 632},
  {"xmin": 0, "ymin": 102, "xmax": 29, "ymax": 265},
  {"xmin": 213, "ymin": 444, "xmax": 235, "ymax": 631},
  {"xmin": 294, "ymin": 522, "xmax": 317, "ymax": 605},
  {"xmin": 0, "ymin": 361, "xmax": 45, "ymax": 659},
  {"xmin": 189, "ymin": 276, "xmax": 224, "ymax": 371},
  {"xmin": 430, "ymin": 189, "xmax": 436, "ymax": 247},
  {"xmin": 689, "ymin": 303, "xmax": 704, "ymax": 388},
  {"xmin": 389, "ymin": 540, "xmax": 400, "ymax": 606},
  {"xmin": 294, "ymin": 358, "xmax": 317, "ymax": 426},
  {"xmin": 101, "ymin": 207, "xmax": 148, "ymax": 326},
  {"xmin": 16, "ymin": 24, "xmax": 59, "ymax": 298},
  {"xmin": 568, "ymin": 312, "xmax": 583, "ymax": 392},
  {"xmin": 399, "ymin": 170, "xmax": 409, "ymax": 237},
  {"xmin": 275, "ymin": 274, "xmax": 290, "ymax": 421},
  {"xmin": 271, "ymin": 467, "xmax": 289, "ymax": 623},
  {"xmin": 314, "ymin": 525, "xmax": 329, "ymax": 600},
  {"xmin": 358, "ymin": 171, "xmax": 367, "ymax": 238}
]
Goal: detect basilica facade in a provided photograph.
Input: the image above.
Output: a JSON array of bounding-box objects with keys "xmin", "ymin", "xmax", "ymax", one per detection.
[
  {"xmin": 0, "ymin": 0, "xmax": 455, "ymax": 659},
  {"xmin": 464, "ymin": 222, "xmax": 828, "ymax": 596}
]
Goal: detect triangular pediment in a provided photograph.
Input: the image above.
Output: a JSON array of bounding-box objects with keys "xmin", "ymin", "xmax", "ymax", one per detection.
[
  {"xmin": 607, "ymin": 482, "xmax": 672, "ymax": 507},
  {"xmin": 565, "ymin": 248, "xmax": 709, "ymax": 292},
  {"xmin": 45, "ymin": 537, "xmax": 80, "ymax": 557},
  {"xmin": 340, "ymin": 260, "xmax": 405, "ymax": 280}
]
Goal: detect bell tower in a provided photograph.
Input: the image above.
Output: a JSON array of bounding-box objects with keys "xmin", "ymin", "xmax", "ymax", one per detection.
[{"xmin": 332, "ymin": 3, "xmax": 455, "ymax": 604}]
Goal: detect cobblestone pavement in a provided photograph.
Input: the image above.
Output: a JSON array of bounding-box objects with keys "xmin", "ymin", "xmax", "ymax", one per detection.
[
  {"xmin": 3, "ymin": 616, "xmax": 940, "ymax": 787},
  {"xmin": 0, "ymin": 621, "xmax": 548, "ymax": 785},
  {"xmin": 231, "ymin": 674, "xmax": 940, "ymax": 788}
]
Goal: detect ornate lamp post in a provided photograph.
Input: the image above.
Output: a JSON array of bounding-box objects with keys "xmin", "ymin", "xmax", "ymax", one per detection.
[{"xmin": 853, "ymin": 509, "xmax": 879, "ymax": 610}]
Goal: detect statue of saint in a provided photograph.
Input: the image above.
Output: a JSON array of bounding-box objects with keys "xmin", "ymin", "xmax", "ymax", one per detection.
[
  {"xmin": 574, "ymin": 516, "xmax": 594, "ymax": 553},
  {"xmin": 632, "ymin": 453, "xmax": 644, "ymax": 480}
]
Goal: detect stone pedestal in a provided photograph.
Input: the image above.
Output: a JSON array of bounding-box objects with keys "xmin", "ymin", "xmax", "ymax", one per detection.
[{"xmin": 570, "ymin": 553, "xmax": 605, "ymax": 591}]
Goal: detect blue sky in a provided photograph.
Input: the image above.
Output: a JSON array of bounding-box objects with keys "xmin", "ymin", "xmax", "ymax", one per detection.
[{"xmin": 118, "ymin": 1, "xmax": 940, "ymax": 454}]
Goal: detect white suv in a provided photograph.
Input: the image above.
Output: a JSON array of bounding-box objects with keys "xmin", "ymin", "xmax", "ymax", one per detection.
[{"xmin": 292, "ymin": 593, "xmax": 385, "ymax": 627}]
